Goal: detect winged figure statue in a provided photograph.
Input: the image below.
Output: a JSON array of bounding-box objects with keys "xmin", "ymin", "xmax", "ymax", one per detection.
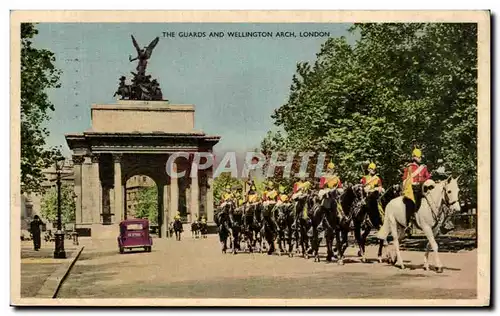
[{"xmin": 129, "ymin": 35, "xmax": 160, "ymax": 76}]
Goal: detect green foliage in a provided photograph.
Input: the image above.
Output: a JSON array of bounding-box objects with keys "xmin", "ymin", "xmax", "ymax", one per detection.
[
  {"xmin": 135, "ymin": 186, "xmax": 158, "ymax": 225},
  {"xmin": 213, "ymin": 172, "xmax": 243, "ymax": 205},
  {"xmin": 40, "ymin": 184, "xmax": 76, "ymax": 226},
  {"xmin": 268, "ymin": 23, "xmax": 477, "ymax": 203},
  {"xmin": 21, "ymin": 23, "xmax": 62, "ymax": 194}
]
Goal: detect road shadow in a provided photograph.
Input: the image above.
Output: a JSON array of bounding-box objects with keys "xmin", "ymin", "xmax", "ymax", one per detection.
[{"xmin": 365, "ymin": 235, "xmax": 476, "ymax": 252}]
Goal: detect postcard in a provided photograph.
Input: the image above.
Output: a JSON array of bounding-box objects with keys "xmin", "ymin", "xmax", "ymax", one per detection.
[{"xmin": 10, "ymin": 10, "xmax": 490, "ymax": 306}]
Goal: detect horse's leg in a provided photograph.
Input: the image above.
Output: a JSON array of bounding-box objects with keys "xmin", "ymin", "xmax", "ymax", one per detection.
[
  {"xmin": 299, "ymin": 221, "xmax": 306, "ymax": 258},
  {"xmin": 335, "ymin": 229, "xmax": 344, "ymax": 265},
  {"xmin": 276, "ymin": 230, "xmax": 283, "ymax": 256},
  {"xmin": 247, "ymin": 229, "xmax": 253, "ymax": 253},
  {"xmin": 287, "ymin": 226, "xmax": 294, "ymax": 257},
  {"xmin": 267, "ymin": 229, "xmax": 275, "ymax": 255},
  {"xmin": 354, "ymin": 222, "xmax": 364, "ymax": 259},
  {"xmin": 360, "ymin": 226, "xmax": 371, "ymax": 263},
  {"xmin": 377, "ymin": 238, "xmax": 385, "ymax": 263},
  {"xmin": 390, "ymin": 218, "xmax": 405, "ymax": 269},
  {"xmin": 423, "ymin": 241, "xmax": 431, "ymax": 271},
  {"xmin": 340, "ymin": 228, "xmax": 349, "ymax": 260},
  {"xmin": 232, "ymin": 229, "xmax": 237, "ymax": 255},
  {"xmin": 421, "ymin": 224, "xmax": 443, "ymax": 273},
  {"xmin": 312, "ymin": 225, "xmax": 320, "ymax": 262},
  {"xmin": 326, "ymin": 229, "xmax": 334, "ymax": 262}
]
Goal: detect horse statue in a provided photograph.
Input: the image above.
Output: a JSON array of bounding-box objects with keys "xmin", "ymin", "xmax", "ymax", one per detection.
[{"xmin": 377, "ymin": 176, "xmax": 461, "ymax": 272}]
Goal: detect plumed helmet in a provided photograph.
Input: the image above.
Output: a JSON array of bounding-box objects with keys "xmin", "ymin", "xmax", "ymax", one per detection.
[
  {"xmin": 327, "ymin": 161, "xmax": 335, "ymax": 170},
  {"xmin": 412, "ymin": 148, "xmax": 422, "ymax": 158},
  {"xmin": 368, "ymin": 162, "xmax": 376, "ymax": 170}
]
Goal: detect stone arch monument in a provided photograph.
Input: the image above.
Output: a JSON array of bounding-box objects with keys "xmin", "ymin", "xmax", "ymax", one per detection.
[{"xmin": 65, "ymin": 100, "xmax": 220, "ymax": 238}]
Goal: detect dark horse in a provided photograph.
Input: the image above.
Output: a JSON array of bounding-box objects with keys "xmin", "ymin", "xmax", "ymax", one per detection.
[
  {"xmin": 252, "ymin": 202, "xmax": 265, "ymax": 252},
  {"xmin": 354, "ymin": 184, "xmax": 401, "ymax": 263},
  {"xmin": 242, "ymin": 202, "xmax": 259, "ymax": 253},
  {"xmin": 261, "ymin": 201, "xmax": 278, "ymax": 255},
  {"xmin": 317, "ymin": 187, "xmax": 344, "ymax": 263},
  {"xmin": 292, "ymin": 192, "xmax": 314, "ymax": 258},
  {"xmin": 215, "ymin": 201, "xmax": 234, "ymax": 253},
  {"xmin": 191, "ymin": 221, "xmax": 201, "ymax": 239},
  {"xmin": 173, "ymin": 218, "xmax": 183, "ymax": 241},
  {"xmin": 275, "ymin": 201, "xmax": 294, "ymax": 256},
  {"xmin": 310, "ymin": 189, "xmax": 338, "ymax": 262},
  {"xmin": 199, "ymin": 221, "xmax": 208, "ymax": 238},
  {"xmin": 323, "ymin": 185, "xmax": 358, "ymax": 265},
  {"xmin": 229, "ymin": 204, "xmax": 245, "ymax": 255}
]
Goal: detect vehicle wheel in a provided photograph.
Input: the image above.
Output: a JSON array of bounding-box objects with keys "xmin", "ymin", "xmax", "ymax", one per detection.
[
  {"xmin": 119, "ymin": 247, "xmax": 124, "ymax": 254},
  {"xmin": 146, "ymin": 246, "xmax": 152, "ymax": 252}
]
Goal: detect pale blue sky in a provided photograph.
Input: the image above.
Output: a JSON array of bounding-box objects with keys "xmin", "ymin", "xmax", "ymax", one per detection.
[{"xmin": 33, "ymin": 23, "xmax": 355, "ymax": 156}]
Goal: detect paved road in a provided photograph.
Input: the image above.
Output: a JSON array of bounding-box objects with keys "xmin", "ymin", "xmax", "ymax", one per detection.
[{"xmin": 57, "ymin": 235, "xmax": 477, "ymax": 299}]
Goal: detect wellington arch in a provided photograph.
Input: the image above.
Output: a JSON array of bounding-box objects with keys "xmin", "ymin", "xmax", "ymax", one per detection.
[{"xmin": 65, "ymin": 100, "xmax": 220, "ymax": 238}]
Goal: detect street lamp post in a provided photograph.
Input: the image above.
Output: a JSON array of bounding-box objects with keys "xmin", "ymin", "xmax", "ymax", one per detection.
[{"xmin": 54, "ymin": 158, "xmax": 66, "ymax": 259}]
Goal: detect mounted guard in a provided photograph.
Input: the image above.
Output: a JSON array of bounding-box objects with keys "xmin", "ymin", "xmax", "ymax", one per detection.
[
  {"xmin": 262, "ymin": 181, "xmax": 279, "ymax": 233},
  {"xmin": 319, "ymin": 161, "xmax": 343, "ymax": 198},
  {"xmin": 361, "ymin": 162, "xmax": 383, "ymax": 194},
  {"xmin": 402, "ymin": 148, "xmax": 432, "ymax": 227}
]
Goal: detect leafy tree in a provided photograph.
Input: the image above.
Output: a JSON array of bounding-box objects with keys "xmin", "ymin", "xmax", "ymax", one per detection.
[
  {"xmin": 134, "ymin": 186, "xmax": 158, "ymax": 225},
  {"xmin": 268, "ymin": 23, "xmax": 477, "ymax": 204},
  {"xmin": 40, "ymin": 183, "xmax": 75, "ymax": 226},
  {"xmin": 21, "ymin": 23, "xmax": 62, "ymax": 194},
  {"xmin": 213, "ymin": 172, "xmax": 243, "ymax": 205}
]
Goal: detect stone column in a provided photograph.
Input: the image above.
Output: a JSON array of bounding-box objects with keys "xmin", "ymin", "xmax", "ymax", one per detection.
[
  {"xmin": 113, "ymin": 154, "xmax": 123, "ymax": 223},
  {"xmin": 72, "ymin": 155, "xmax": 84, "ymax": 226},
  {"xmin": 169, "ymin": 161, "xmax": 179, "ymax": 222},
  {"xmin": 206, "ymin": 167, "xmax": 214, "ymax": 223},
  {"xmin": 191, "ymin": 164, "xmax": 200, "ymax": 221},
  {"xmin": 163, "ymin": 183, "xmax": 170, "ymax": 238},
  {"xmin": 91, "ymin": 154, "xmax": 102, "ymax": 224},
  {"xmin": 186, "ymin": 187, "xmax": 191, "ymax": 222},
  {"xmin": 109, "ymin": 188, "xmax": 115, "ymax": 221},
  {"xmin": 81, "ymin": 155, "xmax": 93, "ymax": 223},
  {"xmin": 123, "ymin": 184, "xmax": 127, "ymax": 220}
]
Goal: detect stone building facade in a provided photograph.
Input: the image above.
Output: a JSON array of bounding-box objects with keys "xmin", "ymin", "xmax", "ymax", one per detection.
[{"xmin": 65, "ymin": 100, "xmax": 220, "ymax": 238}]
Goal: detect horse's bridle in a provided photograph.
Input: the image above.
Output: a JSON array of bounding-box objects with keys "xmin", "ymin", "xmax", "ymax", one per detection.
[{"xmin": 443, "ymin": 186, "xmax": 459, "ymax": 208}]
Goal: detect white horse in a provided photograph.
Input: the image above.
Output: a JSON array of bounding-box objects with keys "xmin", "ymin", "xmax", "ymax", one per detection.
[{"xmin": 376, "ymin": 176, "xmax": 461, "ymax": 273}]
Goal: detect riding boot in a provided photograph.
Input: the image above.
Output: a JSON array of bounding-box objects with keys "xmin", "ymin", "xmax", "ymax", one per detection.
[{"xmin": 403, "ymin": 198, "xmax": 416, "ymax": 234}]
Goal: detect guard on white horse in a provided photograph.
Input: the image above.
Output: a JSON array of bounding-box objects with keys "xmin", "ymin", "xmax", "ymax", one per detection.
[
  {"xmin": 376, "ymin": 175, "xmax": 461, "ymax": 273},
  {"xmin": 402, "ymin": 148, "xmax": 432, "ymax": 230}
]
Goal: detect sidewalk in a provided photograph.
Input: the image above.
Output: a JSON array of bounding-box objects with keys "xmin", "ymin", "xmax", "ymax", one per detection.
[{"xmin": 20, "ymin": 240, "xmax": 78, "ymax": 297}]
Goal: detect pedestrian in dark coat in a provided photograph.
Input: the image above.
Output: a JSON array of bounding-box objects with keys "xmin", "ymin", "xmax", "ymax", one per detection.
[{"xmin": 29, "ymin": 215, "xmax": 43, "ymax": 251}]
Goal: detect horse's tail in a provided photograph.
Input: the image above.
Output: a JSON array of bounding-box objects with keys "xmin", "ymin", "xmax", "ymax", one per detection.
[{"xmin": 376, "ymin": 202, "xmax": 391, "ymax": 240}]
